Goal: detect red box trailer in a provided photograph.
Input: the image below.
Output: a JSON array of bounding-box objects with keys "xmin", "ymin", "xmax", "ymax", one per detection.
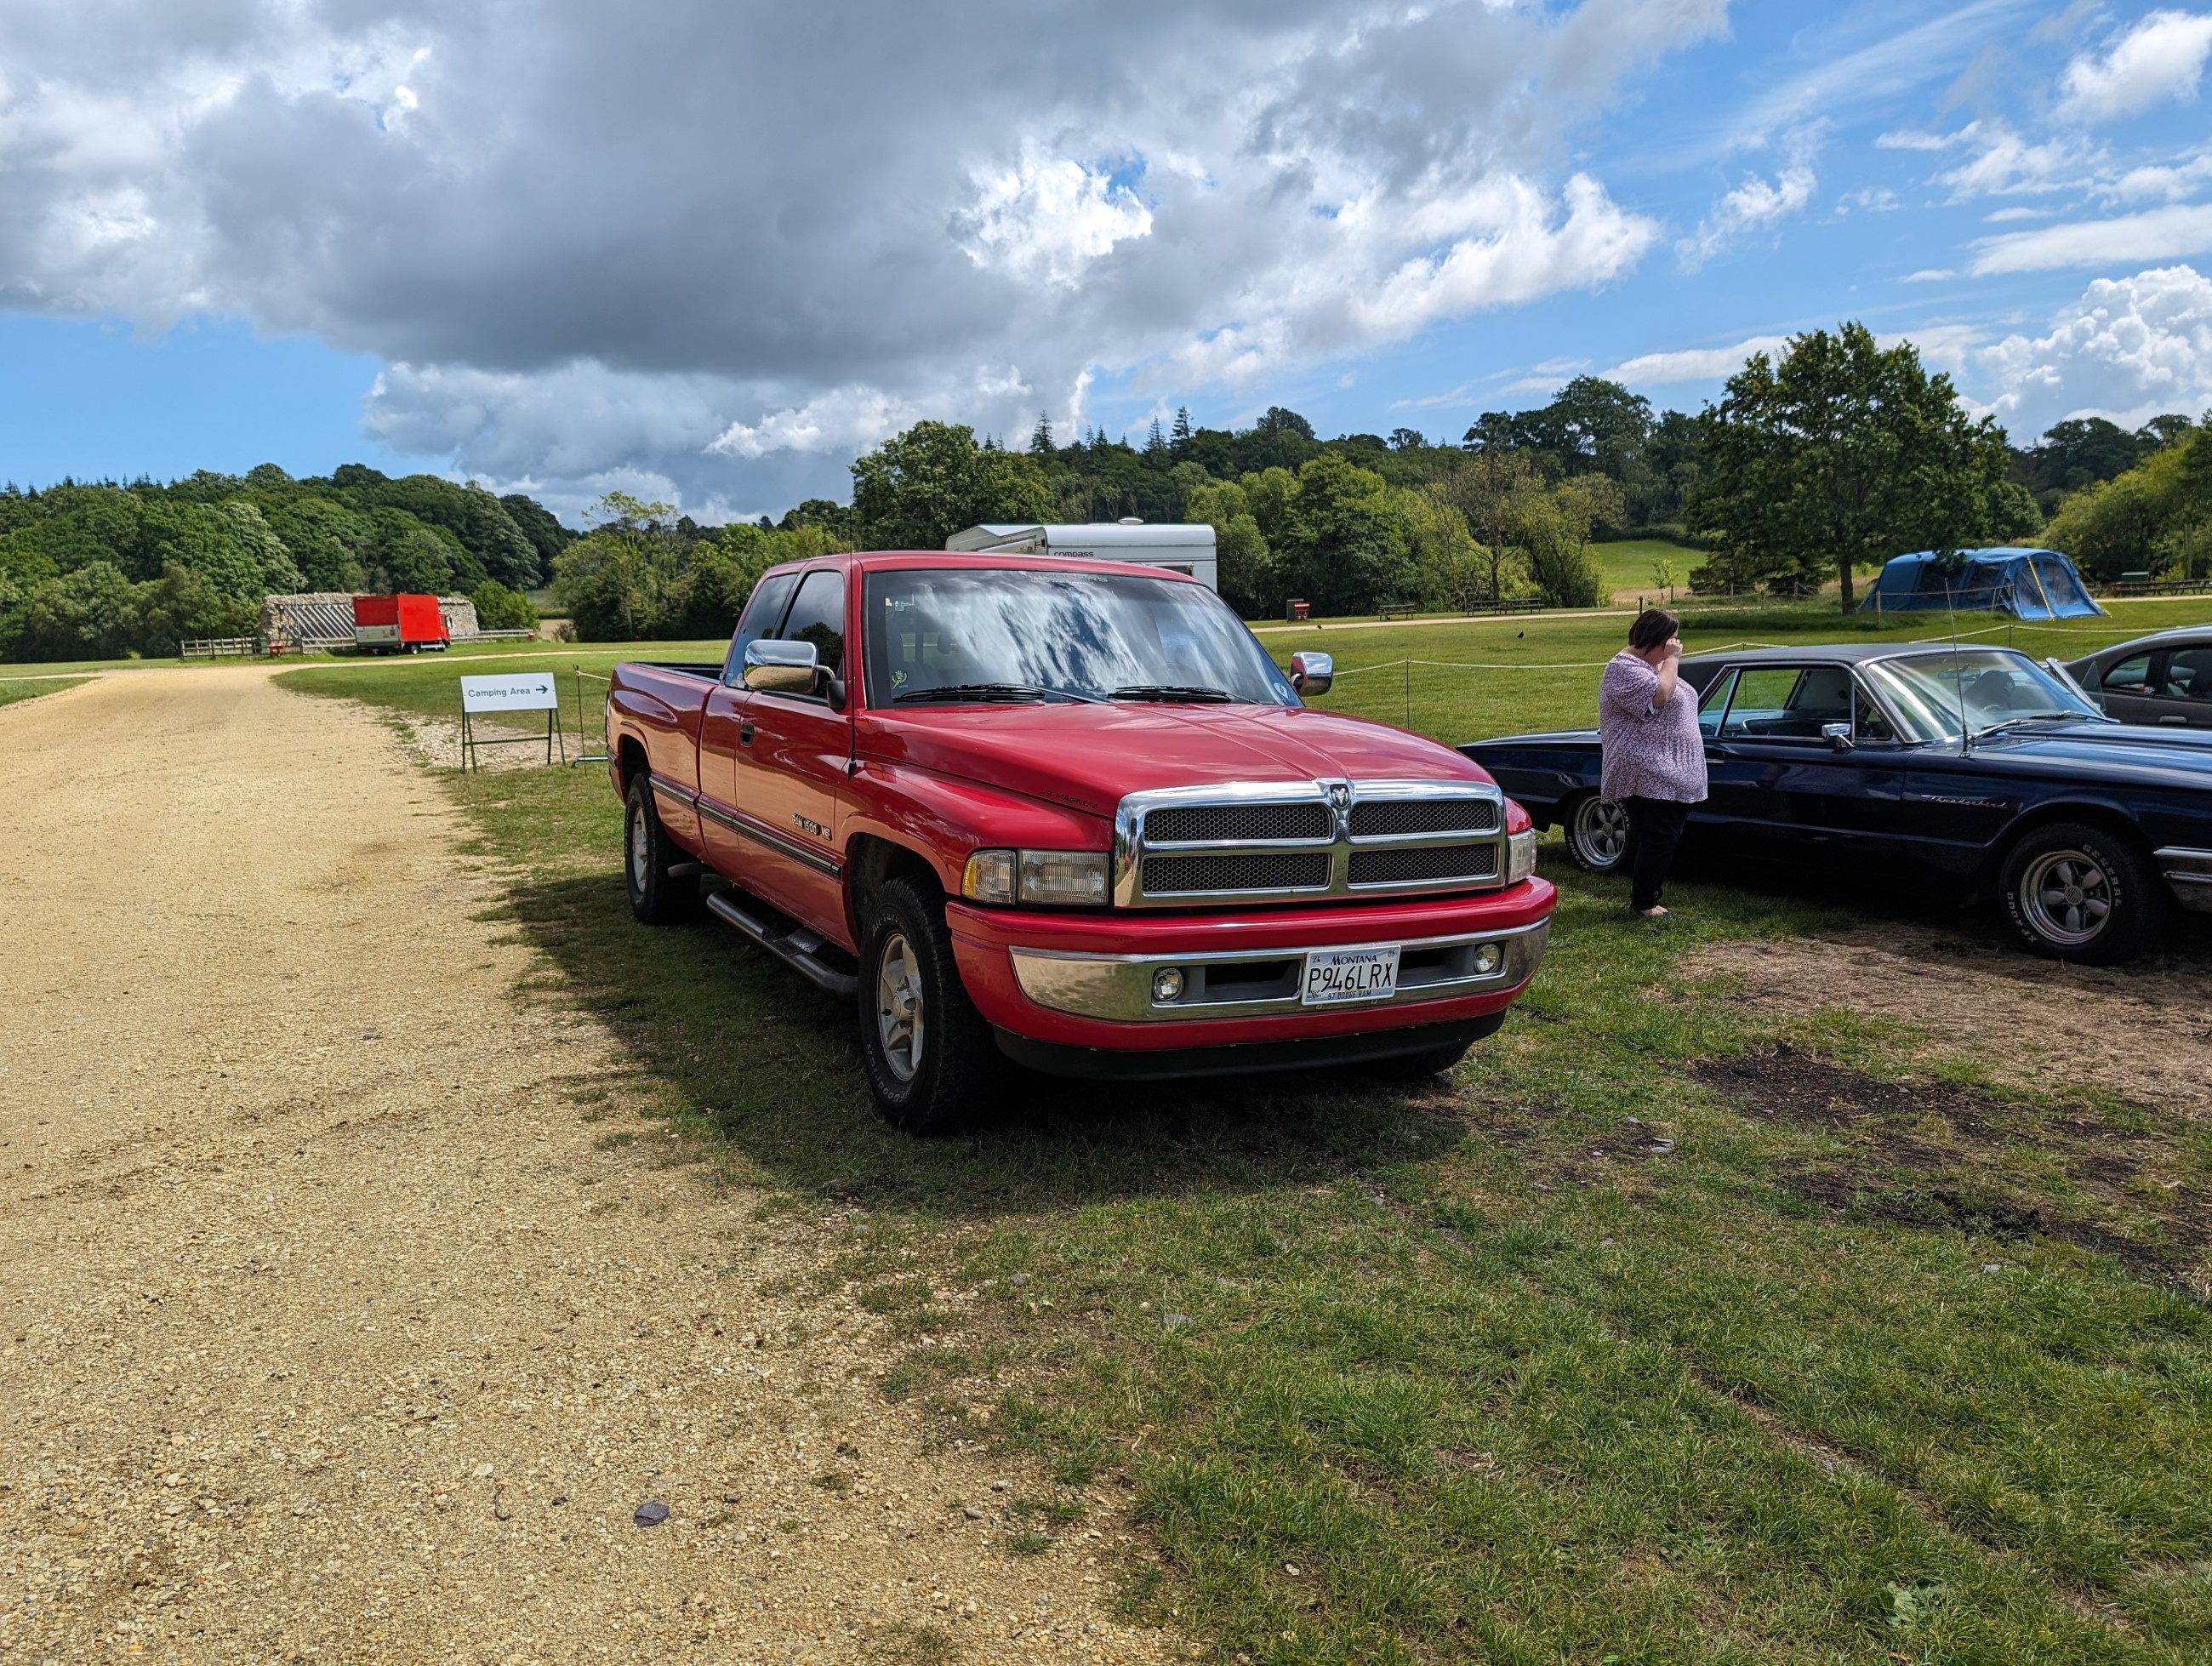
[{"xmin": 352, "ymin": 593, "xmax": 450, "ymax": 654}]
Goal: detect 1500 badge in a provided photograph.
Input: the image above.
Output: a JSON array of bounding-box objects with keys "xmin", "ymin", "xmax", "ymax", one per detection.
[{"xmin": 791, "ymin": 813, "xmax": 831, "ymax": 840}]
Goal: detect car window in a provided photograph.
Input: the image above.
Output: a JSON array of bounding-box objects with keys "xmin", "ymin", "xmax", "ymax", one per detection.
[
  {"xmin": 727, "ymin": 570, "xmax": 799, "ymax": 681},
  {"xmin": 1852, "ymin": 680, "xmax": 1896, "ymax": 741},
  {"xmin": 1696, "ymin": 670, "xmax": 1736, "ymax": 737},
  {"xmin": 1789, "ymin": 666, "xmax": 1853, "ymax": 725},
  {"xmin": 1720, "ymin": 667, "xmax": 1832, "ymax": 739},
  {"xmin": 2159, "ymin": 647, "xmax": 2212, "ymax": 702},
  {"xmin": 2101, "ymin": 653, "xmax": 2155, "ymax": 693},
  {"xmin": 777, "ymin": 568, "xmax": 847, "ymax": 680}
]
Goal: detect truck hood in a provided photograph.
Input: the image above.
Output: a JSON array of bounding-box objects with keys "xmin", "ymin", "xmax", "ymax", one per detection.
[{"xmin": 860, "ymin": 703, "xmax": 1495, "ymax": 819}]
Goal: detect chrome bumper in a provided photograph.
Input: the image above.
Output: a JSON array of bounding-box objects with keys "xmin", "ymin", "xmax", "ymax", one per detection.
[
  {"xmin": 2158, "ymin": 847, "xmax": 2212, "ymax": 914},
  {"xmin": 1008, "ymin": 916, "xmax": 1550, "ymax": 1023}
]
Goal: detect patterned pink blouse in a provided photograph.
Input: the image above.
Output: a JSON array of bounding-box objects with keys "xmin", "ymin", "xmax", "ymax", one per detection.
[{"xmin": 1599, "ymin": 650, "xmax": 1708, "ymax": 804}]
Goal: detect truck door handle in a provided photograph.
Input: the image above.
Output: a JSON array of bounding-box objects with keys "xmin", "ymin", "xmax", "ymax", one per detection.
[
  {"xmin": 2158, "ymin": 715, "xmax": 2187, "ymax": 726},
  {"xmin": 739, "ymin": 722, "xmax": 755, "ymax": 745}
]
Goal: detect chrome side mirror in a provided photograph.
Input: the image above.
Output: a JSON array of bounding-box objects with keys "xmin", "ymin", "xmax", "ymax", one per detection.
[
  {"xmin": 1821, "ymin": 721, "xmax": 1853, "ymax": 751},
  {"xmin": 744, "ymin": 637, "xmax": 819, "ymax": 693},
  {"xmin": 1290, "ymin": 651, "xmax": 1333, "ymax": 699}
]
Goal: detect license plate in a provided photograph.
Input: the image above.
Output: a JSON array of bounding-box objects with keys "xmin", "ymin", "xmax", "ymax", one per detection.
[{"xmin": 1301, "ymin": 944, "xmax": 1400, "ymax": 1006}]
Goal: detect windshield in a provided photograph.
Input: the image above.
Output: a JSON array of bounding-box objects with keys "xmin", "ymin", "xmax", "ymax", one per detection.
[
  {"xmin": 1861, "ymin": 649, "xmax": 2105, "ymax": 742},
  {"xmin": 862, "ymin": 568, "xmax": 1298, "ymax": 709}
]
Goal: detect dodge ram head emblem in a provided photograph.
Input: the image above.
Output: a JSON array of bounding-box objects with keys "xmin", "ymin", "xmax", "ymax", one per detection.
[{"xmin": 1327, "ymin": 784, "xmax": 1351, "ymax": 810}]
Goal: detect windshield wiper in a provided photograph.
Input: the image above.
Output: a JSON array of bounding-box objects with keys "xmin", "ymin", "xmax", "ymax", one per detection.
[
  {"xmin": 892, "ymin": 682, "xmax": 1099, "ymax": 705},
  {"xmin": 1975, "ymin": 712, "xmax": 2086, "ymax": 735},
  {"xmin": 1109, "ymin": 684, "xmax": 1234, "ymax": 703}
]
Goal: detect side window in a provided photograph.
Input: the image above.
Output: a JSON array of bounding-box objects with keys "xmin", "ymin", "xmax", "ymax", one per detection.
[
  {"xmin": 1719, "ymin": 668, "xmax": 1810, "ymax": 738},
  {"xmin": 727, "ymin": 571, "xmax": 799, "ymax": 682},
  {"xmin": 1696, "ymin": 670, "xmax": 1737, "ymax": 737},
  {"xmin": 1853, "ymin": 680, "xmax": 1896, "ymax": 742},
  {"xmin": 2159, "ymin": 648, "xmax": 2212, "ymax": 702},
  {"xmin": 2101, "ymin": 653, "xmax": 2155, "ymax": 693},
  {"xmin": 1787, "ymin": 666, "xmax": 1853, "ymax": 726},
  {"xmin": 776, "ymin": 569, "xmax": 847, "ymax": 682}
]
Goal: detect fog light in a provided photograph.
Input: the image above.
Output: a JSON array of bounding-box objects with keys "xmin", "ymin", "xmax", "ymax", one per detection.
[
  {"xmin": 1473, "ymin": 942, "xmax": 1502, "ymax": 976},
  {"xmin": 1151, "ymin": 967, "xmax": 1186, "ymax": 1002}
]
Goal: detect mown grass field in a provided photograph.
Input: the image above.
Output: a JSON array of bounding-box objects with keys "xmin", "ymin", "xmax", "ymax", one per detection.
[
  {"xmin": 0, "ymin": 676, "xmax": 89, "ymax": 709},
  {"xmin": 279, "ymin": 602, "xmax": 2212, "ymax": 1665}
]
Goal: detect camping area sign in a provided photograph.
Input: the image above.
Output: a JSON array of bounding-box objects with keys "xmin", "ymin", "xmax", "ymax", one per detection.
[{"xmin": 459, "ymin": 674, "xmax": 560, "ymax": 713}]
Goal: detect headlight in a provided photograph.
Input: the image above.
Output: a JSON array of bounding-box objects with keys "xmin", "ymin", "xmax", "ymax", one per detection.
[
  {"xmin": 1018, "ymin": 849, "xmax": 1109, "ymax": 906},
  {"xmin": 961, "ymin": 849, "xmax": 1016, "ymax": 904},
  {"xmin": 1507, "ymin": 828, "xmax": 1537, "ymax": 885},
  {"xmin": 961, "ymin": 848, "xmax": 1110, "ymax": 907}
]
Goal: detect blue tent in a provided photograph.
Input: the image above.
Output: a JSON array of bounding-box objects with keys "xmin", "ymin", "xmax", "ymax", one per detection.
[{"xmin": 1860, "ymin": 548, "xmax": 2106, "ymax": 619}]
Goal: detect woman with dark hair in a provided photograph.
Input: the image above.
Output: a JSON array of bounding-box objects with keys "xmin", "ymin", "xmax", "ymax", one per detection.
[{"xmin": 1598, "ymin": 608, "xmax": 1707, "ymax": 918}]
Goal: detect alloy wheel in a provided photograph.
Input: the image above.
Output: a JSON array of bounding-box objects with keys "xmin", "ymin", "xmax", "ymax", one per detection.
[
  {"xmin": 1573, "ymin": 796, "xmax": 1632, "ymax": 870},
  {"xmin": 627, "ymin": 800, "xmax": 649, "ymax": 894},
  {"xmin": 2021, "ymin": 848, "xmax": 2113, "ymax": 946},
  {"xmin": 875, "ymin": 930, "xmax": 926, "ymax": 1082}
]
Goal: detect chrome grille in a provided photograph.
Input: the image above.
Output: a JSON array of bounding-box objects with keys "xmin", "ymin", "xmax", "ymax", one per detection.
[
  {"xmin": 1114, "ymin": 779, "xmax": 1510, "ymax": 907},
  {"xmin": 1350, "ymin": 798, "xmax": 1497, "ymax": 837},
  {"xmin": 1143, "ymin": 852, "xmax": 1332, "ymax": 895},
  {"xmin": 1144, "ymin": 802, "xmax": 1333, "ymax": 844},
  {"xmin": 1349, "ymin": 843, "xmax": 1497, "ymax": 887}
]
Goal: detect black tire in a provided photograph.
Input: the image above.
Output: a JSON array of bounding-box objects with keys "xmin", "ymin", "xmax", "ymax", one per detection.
[
  {"xmin": 1564, "ymin": 792, "xmax": 1633, "ymax": 875},
  {"xmin": 624, "ymin": 773, "xmax": 698, "ymax": 924},
  {"xmin": 1998, "ymin": 819, "xmax": 2164, "ymax": 965},
  {"xmin": 858, "ymin": 878, "xmax": 1002, "ymax": 1134},
  {"xmin": 1363, "ymin": 1039, "xmax": 1473, "ymax": 1081}
]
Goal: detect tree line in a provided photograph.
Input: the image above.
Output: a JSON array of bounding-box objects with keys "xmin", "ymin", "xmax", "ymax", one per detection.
[
  {"xmin": 564, "ymin": 318, "xmax": 2184, "ymax": 635},
  {"xmin": 0, "ymin": 464, "xmax": 568, "ymax": 660},
  {"xmin": 11, "ymin": 320, "xmax": 2204, "ymax": 660}
]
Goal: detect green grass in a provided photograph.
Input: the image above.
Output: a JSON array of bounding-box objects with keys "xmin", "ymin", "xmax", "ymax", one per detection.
[
  {"xmin": 0, "ymin": 676, "xmax": 90, "ymax": 708},
  {"xmin": 277, "ymin": 617, "xmax": 2212, "ymax": 1664},
  {"xmin": 1273, "ymin": 596, "xmax": 2212, "ymax": 741}
]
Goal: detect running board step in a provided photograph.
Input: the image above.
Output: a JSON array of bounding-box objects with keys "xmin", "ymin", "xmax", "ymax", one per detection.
[{"xmin": 704, "ymin": 891, "xmax": 859, "ymax": 999}]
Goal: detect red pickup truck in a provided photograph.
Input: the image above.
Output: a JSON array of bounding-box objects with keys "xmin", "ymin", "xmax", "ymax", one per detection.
[{"xmin": 606, "ymin": 551, "xmax": 1554, "ymax": 1131}]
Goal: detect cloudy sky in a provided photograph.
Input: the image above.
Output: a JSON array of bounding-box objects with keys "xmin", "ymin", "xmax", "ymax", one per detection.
[{"xmin": 2, "ymin": 0, "xmax": 2210, "ymax": 520}]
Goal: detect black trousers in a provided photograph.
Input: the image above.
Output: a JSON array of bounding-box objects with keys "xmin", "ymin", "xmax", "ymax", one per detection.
[{"xmin": 1624, "ymin": 796, "xmax": 1691, "ymax": 912}]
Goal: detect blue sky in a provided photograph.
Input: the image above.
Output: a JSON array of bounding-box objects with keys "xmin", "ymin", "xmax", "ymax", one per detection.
[{"xmin": 1, "ymin": 1, "xmax": 2209, "ymax": 518}]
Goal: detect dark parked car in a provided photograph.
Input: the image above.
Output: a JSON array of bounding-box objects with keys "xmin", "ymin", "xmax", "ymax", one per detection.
[
  {"xmin": 1463, "ymin": 643, "xmax": 2212, "ymax": 963},
  {"xmin": 2066, "ymin": 627, "xmax": 2212, "ymax": 728}
]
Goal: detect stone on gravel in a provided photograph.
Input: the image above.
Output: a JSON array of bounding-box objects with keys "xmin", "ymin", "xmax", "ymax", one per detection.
[{"xmin": 634, "ymin": 1500, "xmax": 671, "ymax": 1527}]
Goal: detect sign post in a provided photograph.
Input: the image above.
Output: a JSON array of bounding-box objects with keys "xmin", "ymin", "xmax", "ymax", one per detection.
[{"xmin": 459, "ymin": 673, "xmax": 564, "ymax": 772}]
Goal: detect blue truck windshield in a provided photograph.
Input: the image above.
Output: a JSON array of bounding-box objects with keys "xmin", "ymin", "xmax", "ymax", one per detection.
[{"xmin": 862, "ymin": 568, "xmax": 1297, "ymax": 709}]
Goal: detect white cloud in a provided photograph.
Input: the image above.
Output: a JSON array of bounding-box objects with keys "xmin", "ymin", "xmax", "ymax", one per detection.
[
  {"xmin": 1932, "ymin": 120, "xmax": 2097, "ymax": 198},
  {"xmin": 1605, "ymin": 334, "xmax": 1792, "ymax": 385},
  {"xmin": 2055, "ymin": 9, "xmax": 2212, "ymax": 123},
  {"xmin": 1970, "ymin": 202, "xmax": 2212, "ymax": 272},
  {"xmin": 1678, "ymin": 165, "xmax": 1816, "ymax": 269},
  {"xmin": 0, "ymin": 0, "xmax": 1729, "ymax": 508},
  {"xmin": 1904, "ymin": 268, "xmax": 1956, "ymax": 282},
  {"xmin": 1979, "ymin": 265, "xmax": 2212, "ymax": 432},
  {"xmin": 953, "ymin": 155, "xmax": 1153, "ymax": 288}
]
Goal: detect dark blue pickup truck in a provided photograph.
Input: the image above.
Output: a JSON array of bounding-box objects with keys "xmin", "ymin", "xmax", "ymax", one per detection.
[{"xmin": 1462, "ymin": 642, "xmax": 2212, "ymax": 963}]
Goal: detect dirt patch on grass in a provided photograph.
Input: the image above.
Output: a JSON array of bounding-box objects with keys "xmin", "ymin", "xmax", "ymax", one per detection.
[
  {"xmin": 1693, "ymin": 1047, "xmax": 2209, "ymax": 1293},
  {"xmin": 1680, "ymin": 925, "xmax": 2212, "ymax": 1121}
]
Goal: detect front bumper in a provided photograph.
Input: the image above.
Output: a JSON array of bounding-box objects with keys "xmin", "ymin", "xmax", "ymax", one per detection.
[{"xmin": 948, "ymin": 879, "xmax": 1555, "ymax": 1053}]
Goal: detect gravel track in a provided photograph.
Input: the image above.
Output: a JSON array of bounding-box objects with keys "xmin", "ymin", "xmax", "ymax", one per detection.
[{"xmin": 0, "ymin": 669, "xmax": 1177, "ymax": 1664}]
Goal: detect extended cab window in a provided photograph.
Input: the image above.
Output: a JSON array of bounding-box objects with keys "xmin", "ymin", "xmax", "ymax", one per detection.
[
  {"xmin": 727, "ymin": 571, "xmax": 799, "ymax": 682},
  {"xmin": 775, "ymin": 569, "xmax": 847, "ymax": 683}
]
